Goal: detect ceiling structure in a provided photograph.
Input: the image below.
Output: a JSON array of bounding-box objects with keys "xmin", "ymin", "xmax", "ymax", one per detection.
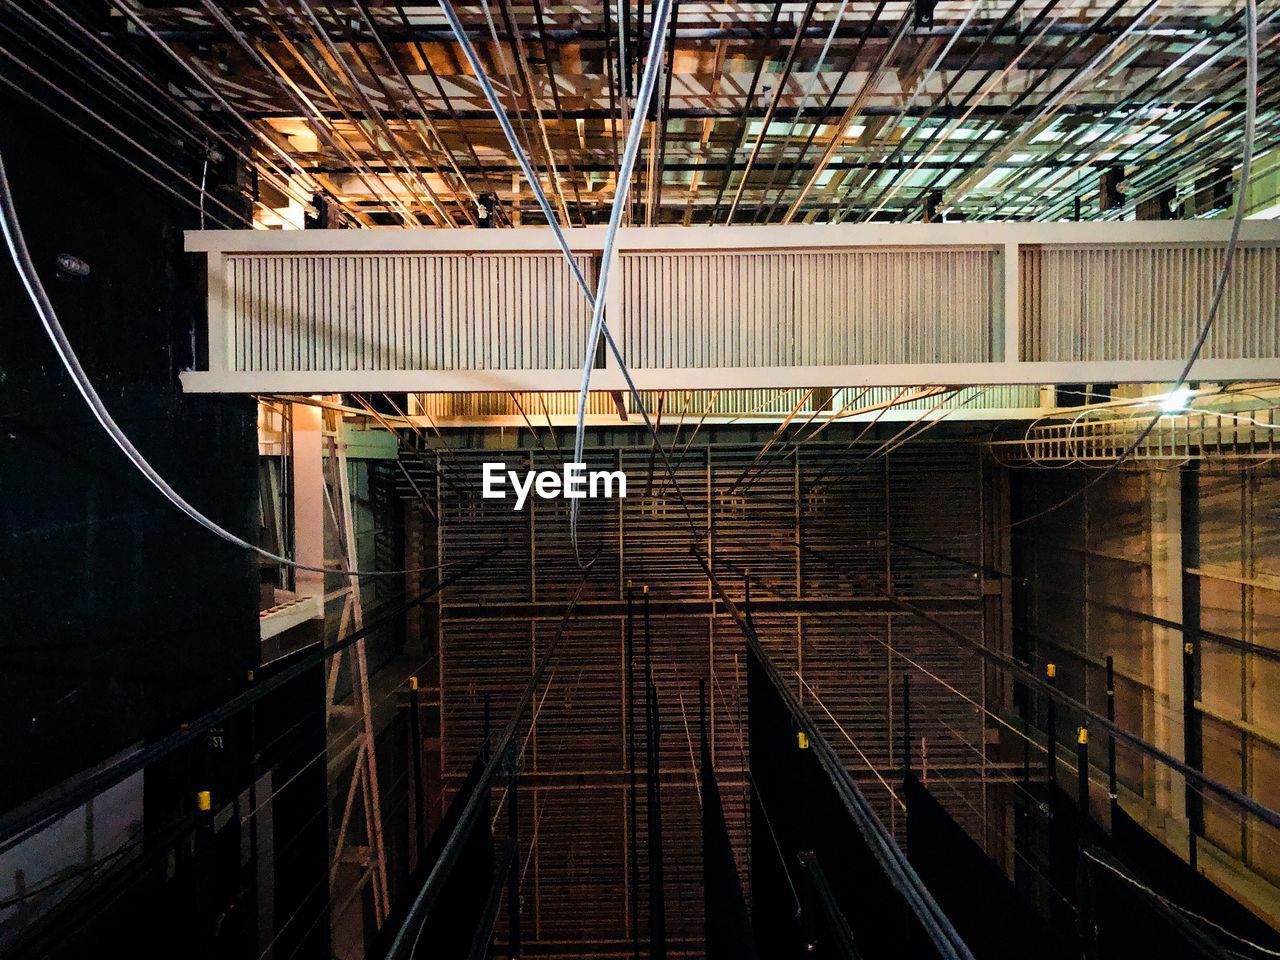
[{"xmin": 5, "ymin": 1, "xmax": 1276, "ymax": 229}]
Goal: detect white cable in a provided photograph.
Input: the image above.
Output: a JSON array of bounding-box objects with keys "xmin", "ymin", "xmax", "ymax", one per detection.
[
  {"xmin": 1082, "ymin": 849, "xmax": 1280, "ymax": 958},
  {"xmin": 0, "ymin": 151, "xmax": 451, "ymax": 579},
  {"xmin": 570, "ymin": 0, "xmax": 674, "ymax": 557},
  {"xmin": 436, "ymin": 0, "xmax": 686, "ymax": 564}
]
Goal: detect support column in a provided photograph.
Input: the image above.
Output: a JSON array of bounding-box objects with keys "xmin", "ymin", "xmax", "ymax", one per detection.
[
  {"xmin": 291, "ymin": 402, "xmax": 325, "ymax": 601},
  {"xmin": 1180, "ymin": 463, "xmax": 1204, "ymax": 868},
  {"xmin": 1149, "ymin": 470, "xmax": 1187, "ymax": 823}
]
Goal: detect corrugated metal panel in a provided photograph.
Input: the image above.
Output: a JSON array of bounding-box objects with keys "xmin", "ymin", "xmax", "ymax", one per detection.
[
  {"xmin": 438, "ymin": 451, "xmax": 533, "ymax": 605},
  {"xmin": 440, "ymin": 618, "xmax": 532, "ymax": 771},
  {"xmin": 866, "ymin": 385, "xmax": 1040, "ymax": 410},
  {"xmin": 1022, "ymin": 244, "xmax": 1280, "ymax": 362},
  {"xmin": 621, "ymin": 249, "xmax": 998, "ymax": 368},
  {"xmin": 532, "ymin": 618, "xmax": 624, "ymax": 773},
  {"xmin": 523, "ymin": 783, "xmax": 633, "ymax": 947},
  {"xmin": 225, "ymin": 252, "xmax": 596, "ymax": 371}
]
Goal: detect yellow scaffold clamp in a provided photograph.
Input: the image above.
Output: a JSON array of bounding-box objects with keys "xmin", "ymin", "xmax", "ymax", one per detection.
[{"xmin": 797, "ymin": 731, "xmax": 810, "ymax": 750}]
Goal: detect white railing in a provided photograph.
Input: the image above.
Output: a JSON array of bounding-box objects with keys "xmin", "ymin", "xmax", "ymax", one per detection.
[{"xmin": 183, "ymin": 221, "xmax": 1280, "ymax": 393}]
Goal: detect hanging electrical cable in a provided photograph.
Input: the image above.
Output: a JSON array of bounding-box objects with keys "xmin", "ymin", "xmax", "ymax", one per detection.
[
  {"xmin": 0, "ymin": 150, "xmax": 460, "ymax": 578},
  {"xmin": 568, "ymin": 0, "xmax": 674, "ymax": 557},
  {"xmin": 99, "ymin": 0, "xmax": 358, "ymax": 225},
  {"xmin": 0, "ymin": 43, "xmax": 242, "ymax": 229},
  {"xmin": 2, "ymin": 0, "xmax": 319, "ymax": 218},
  {"xmin": 435, "ymin": 0, "xmax": 702, "ymax": 565},
  {"xmin": 1001, "ymin": 0, "xmax": 1258, "ymax": 531}
]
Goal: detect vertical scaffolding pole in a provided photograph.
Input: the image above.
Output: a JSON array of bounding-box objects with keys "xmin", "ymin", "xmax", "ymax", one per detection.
[
  {"xmin": 1076, "ymin": 728, "xmax": 1090, "ymax": 833},
  {"xmin": 484, "ymin": 692, "xmax": 493, "ymax": 757},
  {"xmin": 1180, "ymin": 462, "xmax": 1204, "ymax": 871},
  {"xmin": 1076, "ymin": 728, "xmax": 1095, "ymax": 957},
  {"xmin": 644, "ymin": 586, "xmax": 667, "ymax": 960},
  {"xmin": 699, "ymin": 678, "xmax": 707, "ymax": 764},
  {"xmin": 902, "ymin": 674, "xmax": 912, "ymax": 781},
  {"xmin": 626, "ymin": 581, "xmax": 640, "ymax": 960},
  {"xmin": 1105, "ymin": 657, "xmax": 1118, "ymax": 823},
  {"xmin": 1045, "ymin": 661, "xmax": 1058, "ymax": 908},
  {"xmin": 1020, "ymin": 676, "xmax": 1031, "ymax": 858},
  {"xmin": 1046, "ymin": 662, "xmax": 1058, "ymax": 790},
  {"xmin": 508, "ymin": 762, "xmax": 521, "ymax": 959},
  {"xmin": 324, "ymin": 425, "xmax": 389, "ymax": 926},
  {"xmin": 410, "ymin": 676, "xmax": 426, "ymax": 865}
]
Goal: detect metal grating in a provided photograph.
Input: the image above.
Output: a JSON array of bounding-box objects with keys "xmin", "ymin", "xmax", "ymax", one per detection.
[
  {"xmin": 1022, "ymin": 244, "xmax": 1280, "ymax": 362},
  {"xmin": 411, "ymin": 385, "xmax": 1045, "ymax": 426},
  {"xmin": 530, "ymin": 451, "xmax": 625, "ymax": 604},
  {"xmin": 889, "ymin": 443, "xmax": 985, "ymax": 596},
  {"xmin": 440, "ymin": 618, "xmax": 532, "ymax": 772},
  {"xmin": 891, "ymin": 612, "xmax": 988, "ymax": 843},
  {"xmin": 712, "ymin": 451, "xmax": 801, "ymax": 600},
  {"xmin": 618, "ymin": 448, "xmax": 710, "ymax": 601},
  {"xmin": 434, "ymin": 439, "xmax": 993, "ymax": 954},
  {"xmin": 184, "ymin": 226, "xmax": 1280, "ymax": 394},
  {"xmin": 801, "ymin": 614, "xmax": 901, "ymax": 827},
  {"xmin": 225, "ymin": 252, "xmax": 597, "ymax": 371},
  {"xmin": 800, "ymin": 448, "xmax": 890, "ymax": 596},
  {"xmin": 621, "ymin": 249, "xmax": 998, "ymax": 368},
  {"xmin": 532, "ymin": 618, "xmax": 624, "ymax": 775}
]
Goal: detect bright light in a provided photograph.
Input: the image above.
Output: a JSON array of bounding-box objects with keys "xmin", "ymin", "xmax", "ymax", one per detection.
[{"xmin": 1160, "ymin": 388, "xmax": 1194, "ymax": 413}]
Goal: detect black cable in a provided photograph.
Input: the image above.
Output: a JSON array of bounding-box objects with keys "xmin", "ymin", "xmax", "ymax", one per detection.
[{"xmin": 992, "ymin": 0, "xmax": 1258, "ymax": 531}]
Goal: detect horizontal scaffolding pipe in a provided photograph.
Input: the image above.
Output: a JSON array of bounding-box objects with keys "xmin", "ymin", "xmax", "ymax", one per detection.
[
  {"xmin": 158, "ymin": 17, "xmax": 1245, "ymax": 45},
  {"xmin": 890, "ymin": 537, "xmax": 1280, "ymax": 663},
  {"xmin": 795, "ymin": 540, "xmax": 1280, "ymax": 833}
]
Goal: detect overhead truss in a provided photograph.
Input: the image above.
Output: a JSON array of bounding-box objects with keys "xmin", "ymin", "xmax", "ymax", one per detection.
[{"xmin": 3, "ymin": 1, "xmax": 1277, "ymax": 227}]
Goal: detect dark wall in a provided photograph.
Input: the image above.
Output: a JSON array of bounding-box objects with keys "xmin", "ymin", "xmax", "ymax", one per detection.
[{"xmin": 0, "ymin": 90, "xmax": 259, "ymax": 812}]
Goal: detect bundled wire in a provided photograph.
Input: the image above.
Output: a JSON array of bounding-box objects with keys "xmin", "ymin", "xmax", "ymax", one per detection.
[
  {"xmin": 436, "ymin": 0, "xmax": 691, "ymax": 565},
  {"xmin": 569, "ymin": 0, "xmax": 675, "ymax": 558}
]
